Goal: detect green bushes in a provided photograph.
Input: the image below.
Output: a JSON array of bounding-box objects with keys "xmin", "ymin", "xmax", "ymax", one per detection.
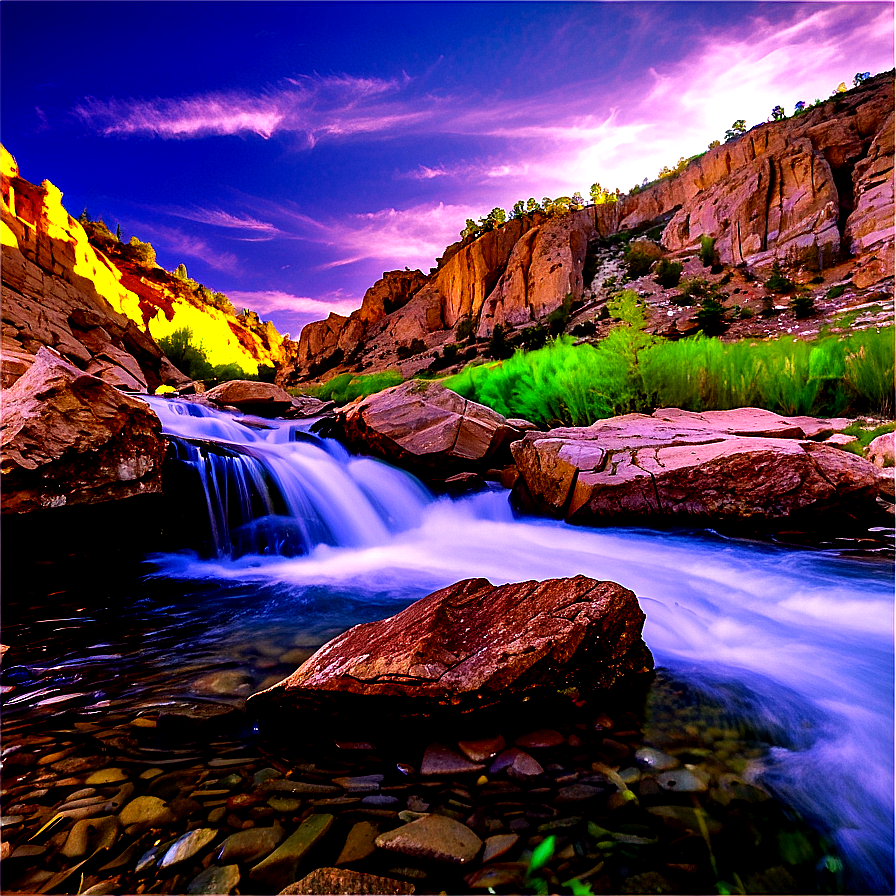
[
  {"xmin": 623, "ymin": 241, "xmax": 663, "ymax": 278},
  {"xmin": 765, "ymin": 262, "xmax": 796, "ymax": 294},
  {"xmin": 309, "ymin": 370, "xmax": 404, "ymax": 405},
  {"xmin": 699, "ymin": 236, "xmax": 716, "ymax": 267},
  {"xmin": 653, "ymin": 259, "xmax": 683, "ymax": 288},
  {"xmin": 157, "ymin": 326, "xmax": 278, "ymax": 385},
  {"xmin": 445, "ymin": 325, "xmax": 895, "ymax": 426}
]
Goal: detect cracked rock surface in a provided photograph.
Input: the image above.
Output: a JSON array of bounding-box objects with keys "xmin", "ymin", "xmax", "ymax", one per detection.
[
  {"xmin": 510, "ymin": 407, "xmax": 879, "ymax": 527},
  {"xmin": 249, "ymin": 576, "xmax": 653, "ymax": 718}
]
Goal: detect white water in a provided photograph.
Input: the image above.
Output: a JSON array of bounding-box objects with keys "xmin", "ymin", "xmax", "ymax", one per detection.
[{"xmin": 144, "ymin": 397, "xmax": 894, "ymax": 890}]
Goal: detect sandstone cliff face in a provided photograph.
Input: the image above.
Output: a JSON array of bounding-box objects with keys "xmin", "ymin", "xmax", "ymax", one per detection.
[
  {"xmin": 647, "ymin": 79, "xmax": 894, "ymax": 270},
  {"xmin": 1, "ymin": 145, "xmax": 286, "ymax": 390},
  {"xmin": 280, "ymin": 74, "xmax": 893, "ymax": 385}
]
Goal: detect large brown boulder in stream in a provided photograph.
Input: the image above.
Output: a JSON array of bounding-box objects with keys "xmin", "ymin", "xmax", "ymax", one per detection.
[
  {"xmin": 1, "ymin": 347, "xmax": 166, "ymax": 513},
  {"xmin": 250, "ymin": 576, "xmax": 653, "ymax": 719},
  {"xmin": 204, "ymin": 379, "xmax": 294, "ymax": 417},
  {"xmin": 511, "ymin": 407, "xmax": 880, "ymax": 527},
  {"xmin": 336, "ymin": 380, "xmax": 523, "ymax": 475}
]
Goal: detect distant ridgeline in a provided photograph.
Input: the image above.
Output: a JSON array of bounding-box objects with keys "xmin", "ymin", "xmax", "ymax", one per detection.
[
  {"xmin": 280, "ymin": 70, "xmax": 894, "ymax": 389},
  {"xmin": 0, "ymin": 144, "xmax": 289, "ymax": 393}
]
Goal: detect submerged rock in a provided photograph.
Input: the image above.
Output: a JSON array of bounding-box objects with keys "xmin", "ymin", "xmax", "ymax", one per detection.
[
  {"xmin": 511, "ymin": 407, "xmax": 880, "ymax": 528},
  {"xmin": 249, "ymin": 576, "xmax": 652, "ymax": 720},
  {"xmin": 279, "ymin": 867, "xmax": 416, "ymax": 895},
  {"xmin": 374, "ymin": 814, "xmax": 482, "ymax": 864}
]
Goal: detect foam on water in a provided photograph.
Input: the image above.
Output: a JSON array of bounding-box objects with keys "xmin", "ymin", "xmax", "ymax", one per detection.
[{"xmin": 143, "ymin": 397, "xmax": 894, "ymax": 890}]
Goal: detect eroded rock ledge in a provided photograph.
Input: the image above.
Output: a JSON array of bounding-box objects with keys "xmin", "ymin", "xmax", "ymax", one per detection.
[
  {"xmin": 511, "ymin": 407, "xmax": 880, "ymax": 527},
  {"xmin": 250, "ymin": 576, "xmax": 653, "ymax": 720}
]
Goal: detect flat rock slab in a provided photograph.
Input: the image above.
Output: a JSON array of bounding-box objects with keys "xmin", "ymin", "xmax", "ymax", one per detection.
[
  {"xmin": 375, "ymin": 814, "xmax": 482, "ymax": 864},
  {"xmin": 511, "ymin": 407, "xmax": 879, "ymax": 527},
  {"xmin": 279, "ymin": 867, "xmax": 415, "ymax": 894},
  {"xmin": 249, "ymin": 576, "xmax": 652, "ymax": 719}
]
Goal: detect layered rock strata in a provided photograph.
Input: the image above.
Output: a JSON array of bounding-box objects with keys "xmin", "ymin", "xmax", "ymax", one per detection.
[
  {"xmin": 281, "ymin": 74, "xmax": 893, "ymax": 384},
  {"xmin": 250, "ymin": 575, "xmax": 653, "ymax": 719}
]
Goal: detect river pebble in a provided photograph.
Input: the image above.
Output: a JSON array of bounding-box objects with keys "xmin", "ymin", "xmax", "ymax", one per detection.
[
  {"xmin": 280, "ymin": 867, "xmax": 416, "ymax": 895},
  {"xmin": 250, "ymin": 813, "xmax": 335, "ymax": 890},
  {"xmin": 187, "ymin": 863, "xmax": 241, "ymax": 895},
  {"xmin": 420, "ymin": 743, "xmax": 485, "ymax": 776},
  {"xmin": 375, "ymin": 814, "xmax": 482, "ymax": 864},
  {"xmin": 457, "ymin": 735, "xmax": 505, "ymax": 762},
  {"xmin": 159, "ymin": 827, "xmax": 219, "ymax": 868},
  {"xmin": 336, "ymin": 821, "xmax": 380, "ymax": 864},
  {"xmin": 119, "ymin": 795, "xmax": 175, "ymax": 827}
]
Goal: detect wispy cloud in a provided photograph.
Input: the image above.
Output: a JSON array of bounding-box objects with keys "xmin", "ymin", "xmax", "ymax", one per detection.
[
  {"xmin": 227, "ymin": 289, "xmax": 359, "ymax": 317},
  {"xmin": 73, "ymin": 72, "xmax": 422, "ymax": 144},
  {"xmin": 163, "ymin": 206, "xmax": 282, "ymax": 237},
  {"xmin": 133, "ymin": 222, "xmax": 240, "ymax": 273}
]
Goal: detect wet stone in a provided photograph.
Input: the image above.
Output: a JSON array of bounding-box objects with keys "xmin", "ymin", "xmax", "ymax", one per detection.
[
  {"xmin": 61, "ymin": 815, "xmax": 120, "ymax": 858},
  {"xmin": 86, "ymin": 768, "xmax": 128, "ymax": 785},
  {"xmin": 119, "ymin": 795, "xmax": 175, "ymax": 828},
  {"xmin": 279, "ymin": 867, "xmax": 416, "ymax": 894},
  {"xmin": 187, "ymin": 864, "xmax": 241, "ymax": 895},
  {"xmin": 376, "ymin": 814, "xmax": 482, "ymax": 864},
  {"xmin": 635, "ymin": 747, "xmax": 679, "ymax": 771},
  {"xmin": 336, "ymin": 821, "xmax": 380, "ymax": 865},
  {"xmin": 656, "ymin": 768, "xmax": 708, "ymax": 793},
  {"xmin": 556, "ymin": 783, "xmax": 608, "ymax": 802},
  {"xmin": 457, "ymin": 735, "xmax": 505, "ymax": 762},
  {"xmin": 218, "ymin": 825, "xmax": 285, "ymax": 864},
  {"xmin": 250, "ymin": 813, "xmax": 335, "ymax": 890},
  {"xmin": 264, "ymin": 779, "xmax": 340, "ymax": 796},
  {"xmin": 464, "ymin": 862, "xmax": 527, "ymax": 889},
  {"xmin": 333, "ymin": 774, "xmax": 383, "ymax": 793},
  {"xmin": 361, "ymin": 795, "xmax": 399, "ymax": 807},
  {"xmin": 514, "ymin": 729, "xmax": 565, "ymax": 749},
  {"xmin": 489, "ymin": 748, "xmax": 544, "ymax": 780},
  {"xmin": 420, "ymin": 743, "xmax": 486, "ymax": 776},
  {"xmin": 160, "ymin": 827, "xmax": 218, "ymax": 868},
  {"xmin": 268, "ymin": 796, "xmax": 303, "ymax": 813},
  {"xmin": 482, "ymin": 832, "xmax": 519, "ymax": 863}
]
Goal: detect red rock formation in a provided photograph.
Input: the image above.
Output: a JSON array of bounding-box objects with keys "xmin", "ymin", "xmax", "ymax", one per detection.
[
  {"xmin": 249, "ymin": 575, "xmax": 653, "ymax": 718},
  {"xmin": 282, "ymin": 75, "xmax": 892, "ymax": 383},
  {"xmin": 1, "ymin": 348, "xmax": 167, "ymax": 513},
  {"xmin": 334, "ymin": 380, "xmax": 522, "ymax": 476},
  {"xmin": 510, "ymin": 408, "xmax": 880, "ymax": 527},
  {"xmin": 1, "ymin": 145, "xmax": 287, "ymax": 390}
]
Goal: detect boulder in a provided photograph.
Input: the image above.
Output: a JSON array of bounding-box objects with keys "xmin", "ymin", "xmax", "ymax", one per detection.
[
  {"xmin": 510, "ymin": 408, "xmax": 880, "ymax": 527},
  {"xmin": 1, "ymin": 348, "xmax": 166, "ymax": 513},
  {"xmin": 204, "ymin": 380, "xmax": 294, "ymax": 417},
  {"xmin": 866, "ymin": 431, "xmax": 894, "ymax": 468},
  {"xmin": 249, "ymin": 575, "xmax": 653, "ymax": 719},
  {"xmin": 337, "ymin": 380, "xmax": 521, "ymax": 475}
]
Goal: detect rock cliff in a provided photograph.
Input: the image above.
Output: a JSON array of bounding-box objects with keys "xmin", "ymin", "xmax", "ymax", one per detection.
[
  {"xmin": 1, "ymin": 145, "xmax": 288, "ymax": 392},
  {"xmin": 280, "ymin": 73, "xmax": 893, "ymax": 386}
]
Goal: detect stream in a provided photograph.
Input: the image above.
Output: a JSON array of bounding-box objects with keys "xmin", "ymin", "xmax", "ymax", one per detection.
[{"xmin": 1, "ymin": 396, "xmax": 892, "ymax": 895}]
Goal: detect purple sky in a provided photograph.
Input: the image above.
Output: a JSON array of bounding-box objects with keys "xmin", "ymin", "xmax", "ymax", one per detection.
[{"xmin": 2, "ymin": 2, "xmax": 892, "ymax": 337}]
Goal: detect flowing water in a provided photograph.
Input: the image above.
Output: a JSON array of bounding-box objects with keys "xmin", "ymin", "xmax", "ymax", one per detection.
[{"xmin": 2, "ymin": 397, "xmax": 893, "ymax": 893}]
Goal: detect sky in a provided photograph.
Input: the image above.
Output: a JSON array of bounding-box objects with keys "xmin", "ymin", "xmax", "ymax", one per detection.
[{"xmin": 1, "ymin": 2, "xmax": 892, "ymax": 337}]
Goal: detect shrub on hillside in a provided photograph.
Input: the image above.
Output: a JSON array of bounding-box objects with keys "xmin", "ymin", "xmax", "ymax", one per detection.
[
  {"xmin": 765, "ymin": 262, "xmax": 796, "ymax": 294},
  {"xmin": 623, "ymin": 241, "xmax": 663, "ymax": 278},
  {"xmin": 653, "ymin": 259, "xmax": 683, "ymax": 288},
  {"xmin": 699, "ymin": 236, "xmax": 717, "ymax": 267},
  {"xmin": 123, "ymin": 236, "xmax": 157, "ymax": 269}
]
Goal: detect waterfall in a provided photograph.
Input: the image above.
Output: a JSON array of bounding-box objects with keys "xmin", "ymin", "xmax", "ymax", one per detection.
[
  {"xmin": 142, "ymin": 396, "xmax": 432, "ymax": 557},
  {"xmin": 142, "ymin": 396, "xmax": 893, "ymax": 892}
]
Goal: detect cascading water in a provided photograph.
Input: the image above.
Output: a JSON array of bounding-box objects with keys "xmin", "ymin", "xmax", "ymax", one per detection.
[
  {"xmin": 144, "ymin": 396, "xmax": 432, "ymax": 558},
  {"xmin": 97, "ymin": 398, "xmax": 896, "ymax": 890}
]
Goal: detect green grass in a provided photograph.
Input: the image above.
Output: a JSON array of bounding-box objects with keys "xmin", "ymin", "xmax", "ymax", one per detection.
[
  {"xmin": 301, "ymin": 370, "xmax": 404, "ymax": 405},
  {"xmin": 446, "ymin": 325, "xmax": 895, "ymax": 426}
]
